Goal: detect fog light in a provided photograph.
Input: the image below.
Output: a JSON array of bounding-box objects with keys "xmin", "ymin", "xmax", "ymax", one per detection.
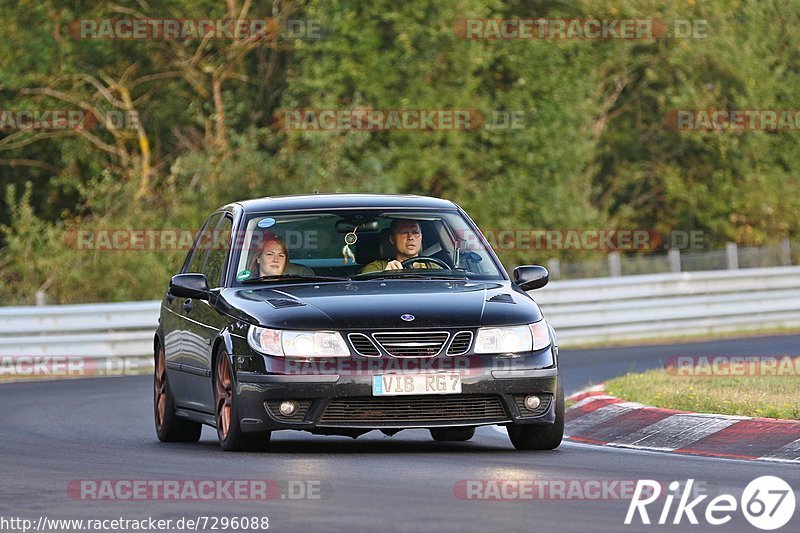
[
  {"xmin": 523, "ymin": 395, "xmax": 541, "ymax": 411},
  {"xmin": 279, "ymin": 401, "xmax": 299, "ymax": 416}
]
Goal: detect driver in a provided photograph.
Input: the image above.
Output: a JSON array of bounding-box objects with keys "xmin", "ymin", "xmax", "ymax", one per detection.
[{"xmin": 362, "ymin": 219, "xmax": 439, "ymax": 273}]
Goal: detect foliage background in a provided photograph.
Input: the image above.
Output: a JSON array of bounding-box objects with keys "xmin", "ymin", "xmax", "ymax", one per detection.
[{"xmin": 1, "ymin": 0, "xmax": 798, "ymax": 304}]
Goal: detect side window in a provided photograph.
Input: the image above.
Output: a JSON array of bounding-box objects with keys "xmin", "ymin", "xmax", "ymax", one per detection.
[
  {"xmin": 201, "ymin": 215, "xmax": 233, "ymax": 288},
  {"xmin": 184, "ymin": 213, "xmax": 222, "ymax": 274}
]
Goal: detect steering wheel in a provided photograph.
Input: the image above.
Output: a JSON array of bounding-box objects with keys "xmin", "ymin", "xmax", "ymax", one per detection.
[{"xmin": 401, "ymin": 256, "xmax": 450, "ymax": 269}]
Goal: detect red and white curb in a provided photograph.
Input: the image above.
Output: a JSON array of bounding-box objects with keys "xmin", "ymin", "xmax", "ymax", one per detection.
[{"xmin": 565, "ymin": 385, "xmax": 800, "ymax": 463}]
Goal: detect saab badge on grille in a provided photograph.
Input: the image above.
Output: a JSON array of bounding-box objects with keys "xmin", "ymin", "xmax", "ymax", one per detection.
[{"xmin": 400, "ymin": 314, "xmax": 415, "ymax": 321}]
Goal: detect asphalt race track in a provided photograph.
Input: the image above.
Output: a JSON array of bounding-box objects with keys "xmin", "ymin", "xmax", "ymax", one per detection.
[{"xmin": 1, "ymin": 335, "xmax": 798, "ymax": 532}]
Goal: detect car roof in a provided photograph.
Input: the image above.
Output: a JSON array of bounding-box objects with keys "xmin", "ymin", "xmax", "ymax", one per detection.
[{"xmin": 229, "ymin": 193, "xmax": 458, "ymax": 213}]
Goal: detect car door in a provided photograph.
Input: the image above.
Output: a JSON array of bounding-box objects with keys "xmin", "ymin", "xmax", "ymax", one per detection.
[
  {"xmin": 167, "ymin": 212, "xmax": 222, "ymax": 408},
  {"xmin": 183, "ymin": 213, "xmax": 235, "ymax": 413}
]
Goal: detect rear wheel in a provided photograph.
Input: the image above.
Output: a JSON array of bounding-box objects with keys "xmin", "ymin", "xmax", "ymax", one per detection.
[
  {"xmin": 507, "ymin": 381, "xmax": 564, "ymax": 450},
  {"xmin": 214, "ymin": 350, "xmax": 271, "ymax": 452},
  {"xmin": 429, "ymin": 427, "xmax": 475, "ymax": 442},
  {"xmin": 154, "ymin": 343, "xmax": 202, "ymax": 442}
]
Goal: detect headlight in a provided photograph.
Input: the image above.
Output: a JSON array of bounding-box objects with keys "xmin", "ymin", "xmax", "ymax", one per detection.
[
  {"xmin": 247, "ymin": 326, "xmax": 350, "ymax": 357},
  {"xmin": 474, "ymin": 321, "xmax": 550, "ymax": 354}
]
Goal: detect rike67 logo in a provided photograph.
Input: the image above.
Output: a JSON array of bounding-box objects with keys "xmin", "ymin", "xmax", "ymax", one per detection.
[{"xmin": 626, "ymin": 477, "xmax": 795, "ymax": 530}]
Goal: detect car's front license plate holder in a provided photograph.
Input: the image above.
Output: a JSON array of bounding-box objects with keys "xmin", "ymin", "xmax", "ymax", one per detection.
[{"xmin": 372, "ymin": 372, "xmax": 462, "ymax": 396}]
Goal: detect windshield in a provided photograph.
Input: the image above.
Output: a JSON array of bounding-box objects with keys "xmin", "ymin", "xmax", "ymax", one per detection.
[{"xmin": 230, "ymin": 209, "xmax": 506, "ymax": 285}]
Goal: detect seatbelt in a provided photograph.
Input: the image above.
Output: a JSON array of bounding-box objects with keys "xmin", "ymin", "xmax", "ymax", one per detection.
[{"xmin": 420, "ymin": 242, "xmax": 442, "ymax": 257}]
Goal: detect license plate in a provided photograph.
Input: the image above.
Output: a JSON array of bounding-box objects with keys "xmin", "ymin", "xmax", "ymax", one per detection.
[{"xmin": 372, "ymin": 372, "xmax": 462, "ymax": 396}]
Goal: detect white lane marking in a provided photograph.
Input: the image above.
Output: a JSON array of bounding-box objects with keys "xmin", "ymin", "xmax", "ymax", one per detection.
[
  {"xmin": 758, "ymin": 437, "xmax": 800, "ymax": 463},
  {"xmin": 566, "ymin": 383, "xmax": 606, "ymax": 401},
  {"xmin": 565, "ymin": 403, "xmax": 640, "ymax": 436},
  {"xmin": 564, "ymin": 439, "xmax": 781, "ymax": 465},
  {"xmin": 607, "ymin": 414, "xmax": 738, "ymax": 452},
  {"xmin": 661, "ymin": 411, "xmax": 751, "ymax": 421},
  {"xmin": 570, "ymin": 395, "xmax": 617, "ymax": 409}
]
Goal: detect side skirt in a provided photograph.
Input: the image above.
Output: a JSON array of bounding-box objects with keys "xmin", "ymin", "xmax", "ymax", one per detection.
[{"xmin": 175, "ymin": 407, "xmax": 216, "ymax": 427}]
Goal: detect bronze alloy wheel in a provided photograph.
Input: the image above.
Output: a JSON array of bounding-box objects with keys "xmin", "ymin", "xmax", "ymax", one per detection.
[
  {"xmin": 213, "ymin": 348, "xmax": 270, "ymax": 451},
  {"xmin": 153, "ymin": 342, "xmax": 202, "ymax": 443},
  {"xmin": 215, "ymin": 353, "xmax": 233, "ymax": 440},
  {"xmin": 154, "ymin": 346, "xmax": 167, "ymax": 429}
]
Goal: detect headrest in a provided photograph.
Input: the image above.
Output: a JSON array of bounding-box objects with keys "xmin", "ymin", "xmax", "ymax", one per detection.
[{"xmin": 355, "ymin": 228, "xmax": 392, "ymax": 264}]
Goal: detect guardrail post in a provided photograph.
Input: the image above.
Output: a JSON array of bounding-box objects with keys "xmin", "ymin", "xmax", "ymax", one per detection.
[
  {"xmin": 781, "ymin": 239, "xmax": 792, "ymax": 266},
  {"xmin": 725, "ymin": 243, "xmax": 739, "ymax": 269},
  {"xmin": 35, "ymin": 290, "xmax": 47, "ymax": 306},
  {"xmin": 667, "ymin": 248, "xmax": 681, "ymax": 272},
  {"xmin": 547, "ymin": 258, "xmax": 561, "ymax": 280},
  {"xmin": 608, "ymin": 252, "xmax": 622, "ymax": 277}
]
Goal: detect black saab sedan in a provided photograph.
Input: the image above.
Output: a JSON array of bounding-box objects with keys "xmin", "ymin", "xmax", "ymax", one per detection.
[{"xmin": 154, "ymin": 194, "xmax": 562, "ymax": 451}]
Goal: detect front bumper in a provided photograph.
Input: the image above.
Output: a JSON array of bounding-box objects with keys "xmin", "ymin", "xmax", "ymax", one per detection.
[{"xmin": 232, "ymin": 350, "xmax": 559, "ymax": 433}]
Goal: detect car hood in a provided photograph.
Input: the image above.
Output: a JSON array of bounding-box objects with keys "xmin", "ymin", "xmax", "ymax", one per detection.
[{"xmin": 219, "ymin": 280, "xmax": 543, "ymax": 329}]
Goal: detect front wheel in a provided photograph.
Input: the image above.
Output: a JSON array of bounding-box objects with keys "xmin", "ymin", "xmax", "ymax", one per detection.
[
  {"xmin": 214, "ymin": 350, "xmax": 271, "ymax": 452},
  {"xmin": 507, "ymin": 381, "xmax": 564, "ymax": 450},
  {"xmin": 154, "ymin": 343, "xmax": 202, "ymax": 442}
]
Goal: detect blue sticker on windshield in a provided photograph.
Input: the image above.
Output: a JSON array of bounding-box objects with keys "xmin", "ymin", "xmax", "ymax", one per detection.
[{"xmin": 257, "ymin": 218, "xmax": 276, "ymax": 228}]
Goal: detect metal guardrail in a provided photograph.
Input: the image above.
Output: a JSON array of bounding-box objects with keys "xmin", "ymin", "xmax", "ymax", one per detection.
[
  {"xmin": 0, "ymin": 301, "xmax": 159, "ymax": 357},
  {"xmin": 535, "ymin": 266, "xmax": 800, "ymax": 345},
  {"xmin": 1, "ymin": 267, "xmax": 798, "ymax": 361},
  {"xmin": 547, "ymin": 239, "xmax": 798, "ymax": 280}
]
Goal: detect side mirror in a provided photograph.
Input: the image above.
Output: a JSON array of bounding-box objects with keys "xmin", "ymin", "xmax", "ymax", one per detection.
[
  {"xmin": 513, "ymin": 265, "xmax": 549, "ymax": 291},
  {"xmin": 169, "ymin": 273, "xmax": 210, "ymax": 299}
]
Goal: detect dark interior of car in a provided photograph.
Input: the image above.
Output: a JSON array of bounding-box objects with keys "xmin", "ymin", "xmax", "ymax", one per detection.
[{"xmin": 244, "ymin": 218, "xmax": 458, "ymax": 278}]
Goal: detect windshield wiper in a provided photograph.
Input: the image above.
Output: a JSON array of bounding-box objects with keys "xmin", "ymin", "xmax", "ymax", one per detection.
[{"xmin": 241, "ymin": 274, "xmax": 349, "ymax": 284}]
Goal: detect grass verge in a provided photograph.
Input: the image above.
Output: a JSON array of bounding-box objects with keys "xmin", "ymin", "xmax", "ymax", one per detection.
[
  {"xmin": 560, "ymin": 326, "xmax": 800, "ymax": 349},
  {"xmin": 605, "ymin": 368, "xmax": 800, "ymax": 420}
]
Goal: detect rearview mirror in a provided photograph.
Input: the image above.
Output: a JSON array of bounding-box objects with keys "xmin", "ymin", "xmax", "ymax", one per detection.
[
  {"xmin": 335, "ymin": 220, "xmax": 379, "ymax": 233},
  {"xmin": 513, "ymin": 265, "xmax": 549, "ymax": 291},
  {"xmin": 169, "ymin": 273, "xmax": 210, "ymax": 299}
]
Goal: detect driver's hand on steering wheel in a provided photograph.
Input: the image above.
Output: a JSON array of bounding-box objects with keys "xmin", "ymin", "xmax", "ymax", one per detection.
[{"xmin": 385, "ymin": 260, "xmax": 403, "ymax": 270}]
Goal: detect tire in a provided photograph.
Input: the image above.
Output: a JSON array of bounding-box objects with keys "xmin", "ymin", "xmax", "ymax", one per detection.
[
  {"xmin": 154, "ymin": 343, "xmax": 202, "ymax": 443},
  {"xmin": 507, "ymin": 380, "xmax": 564, "ymax": 450},
  {"xmin": 214, "ymin": 350, "xmax": 271, "ymax": 452},
  {"xmin": 429, "ymin": 427, "xmax": 476, "ymax": 442}
]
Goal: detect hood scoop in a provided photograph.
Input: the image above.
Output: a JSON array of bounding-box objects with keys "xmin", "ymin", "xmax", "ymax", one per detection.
[
  {"xmin": 486, "ymin": 293, "xmax": 515, "ymax": 304},
  {"xmin": 266, "ymin": 298, "xmax": 306, "ymax": 309}
]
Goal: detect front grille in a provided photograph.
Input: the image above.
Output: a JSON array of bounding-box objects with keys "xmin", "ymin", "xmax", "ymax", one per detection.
[
  {"xmin": 319, "ymin": 395, "xmax": 508, "ymax": 424},
  {"xmin": 348, "ymin": 333, "xmax": 381, "ymax": 357},
  {"xmin": 447, "ymin": 331, "xmax": 473, "ymax": 355},
  {"xmin": 372, "ymin": 331, "xmax": 449, "ymax": 357},
  {"xmin": 513, "ymin": 394, "xmax": 552, "ymax": 417},
  {"xmin": 264, "ymin": 400, "xmax": 312, "ymax": 422}
]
